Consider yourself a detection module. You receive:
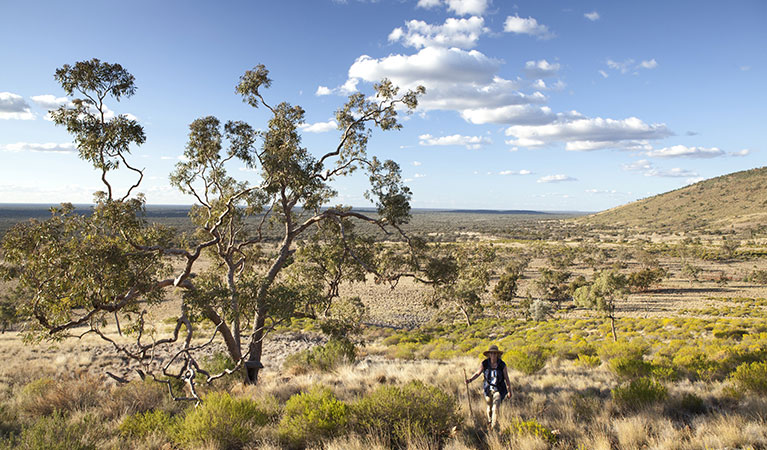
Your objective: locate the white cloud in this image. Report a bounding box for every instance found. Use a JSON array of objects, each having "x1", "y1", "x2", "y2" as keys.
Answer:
[
  {"x1": 584, "y1": 11, "x2": 600, "y2": 21},
  {"x1": 413, "y1": 161, "x2": 422, "y2": 166},
  {"x1": 731, "y1": 149, "x2": 750, "y2": 157},
  {"x1": 646, "y1": 145, "x2": 724, "y2": 158},
  {"x1": 348, "y1": 47, "x2": 544, "y2": 112},
  {"x1": 586, "y1": 189, "x2": 618, "y2": 194},
  {"x1": 505, "y1": 116, "x2": 672, "y2": 149},
  {"x1": 30, "y1": 94, "x2": 70, "y2": 109},
  {"x1": 2, "y1": 142, "x2": 76, "y2": 154},
  {"x1": 537, "y1": 174, "x2": 576, "y2": 183},
  {"x1": 0, "y1": 92, "x2": 35, "y2": 120},
  {"x1": 414, "y1": 173, "x2": 426, "y2": 178},
  {"x1": 503, "y1": 15, "x2": 555, "y2": 39},
  {"x1": 389, "y1": 16, "x2": 487, "y2": 50},
  {"x1": 607, "y1": 58, "x2": 658, "y2": 74},
  {"x1": 499, "y1": 169, "x2": 531, "y2": 175},
  {"x1": 523, "y1": 59, "x2": 560, "y2": 79},
  {"x1": 299, "y1": 119, "x2": 338, "y2": 133},
  {"x1": 418, "y1": 133, "x2": 492, "y2": 149},
  {"x1": 462, "y1": 104, "x2": 555, "y2": 125},
  {"x1": 315, "y1": 78, "x2": 359, "y2": 97},
  {"x1": 315, "y1": 86, "x2": 333, "y2": 96},
  {"x1": 598, "y1": 70, "x2": 609, "y2": 78},
  {"x1": 416, "y1": 0, "x2": 489, "y2": 16},
  {"x1": 622, "y1": 159, "x2": 698, "y2": 178}
]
